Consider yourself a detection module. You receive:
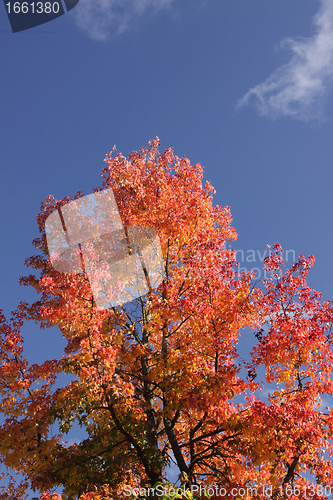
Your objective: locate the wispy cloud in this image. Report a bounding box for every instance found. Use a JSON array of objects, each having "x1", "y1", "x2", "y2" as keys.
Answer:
[
  {"x1": 237, "y1": 0, "x2": 333, "y2": 121},
  {"x1": 73, "y1": 0, "x2": 175, "y2": 41}
]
